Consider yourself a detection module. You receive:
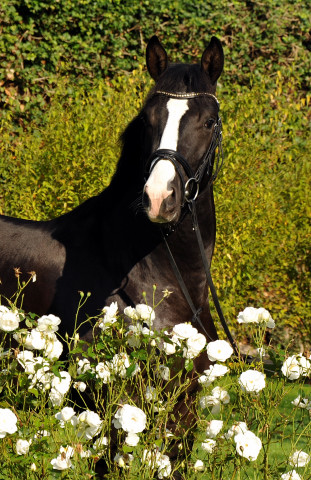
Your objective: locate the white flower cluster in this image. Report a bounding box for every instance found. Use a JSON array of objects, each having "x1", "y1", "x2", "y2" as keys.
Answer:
[
  {"x1": 161, "y1": 322, "x2": 207, "y2": 360},
  {"x1": 143, "y1": 449, "x2": 172, "y2": 478},
  {"x1": 0, "y1": 305, "x2": 22, "y2": 332},
  {"x1": 95, "y1": 352, "x2": 140, "y2": 383},
  {"x1": 124, "y1": 303, "x2": 155, "y2": 327},
  {"x1": 281, "y1": 450, "x2": 310, "y2": 480},
  {"x1": 227, "y1": 422, "x2": 262, "y2": 461},
  {"x1": 54, "y1": 407, "x2": 103, "y2": 444},
  {"x1": 199, "y1": 419, "x2": 262, "y2": 466},
  {"x1": 237, "y1": 307, "x2": 275, "y2": 328},
  {"x1": 200, "y1": 386, "x2": 230, "y2": 414},
  {"x1": 291, "y1": 395, "x2": 311, "y2": 410},
  {"x1": 281, "y1": 471, "x2": 302, "y2": 480},
  {"x1": 14, "y1": 314, "x2": 63, "y2": 360},
  {"x1": 198, "y1": 363, "x2": 229, "y2": 387},
  {"x1": 289, "y1": 450, "x2": 310, "y2": 468},
  {"x1": 281, "y1": 354, "x2": 311, "y2": 380},
  {"x1": 98, "y1": 302, "x2": 118, "y2": 330},
  {"x1": 16, "y1": 349, "x2": 71, "y2": 405}
]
